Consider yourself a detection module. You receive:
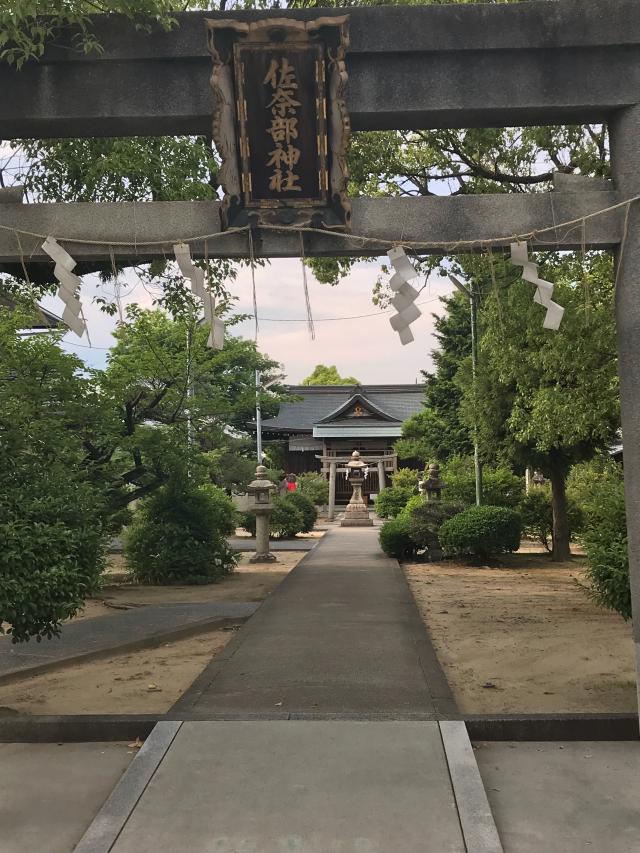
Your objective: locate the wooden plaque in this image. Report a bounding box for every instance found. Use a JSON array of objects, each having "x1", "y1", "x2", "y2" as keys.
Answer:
[{"x1": 206, "y1": 16, "x2": 351, "y2": 232}]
